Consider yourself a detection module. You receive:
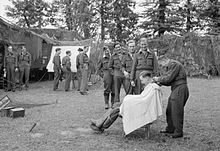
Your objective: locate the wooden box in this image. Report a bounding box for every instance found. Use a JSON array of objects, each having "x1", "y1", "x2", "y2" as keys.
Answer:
[
  {"x1": 9, "y1": 108, "x2": 25, "y2": 118},
  {"x1": 0, "y1": 106, "x2": 15, "y2": 117}
]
